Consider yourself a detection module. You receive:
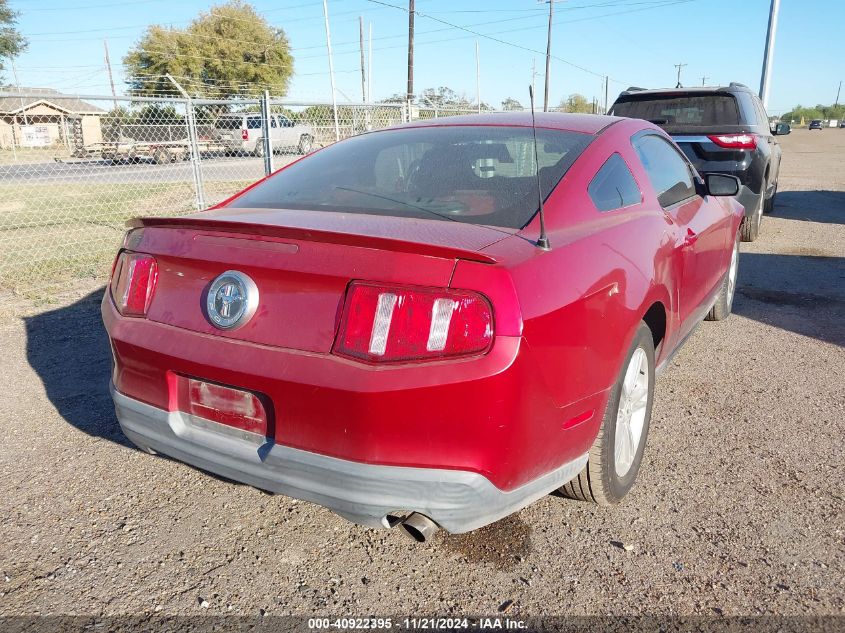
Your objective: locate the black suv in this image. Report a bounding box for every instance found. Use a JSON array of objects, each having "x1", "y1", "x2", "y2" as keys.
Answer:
[{"x1": 609, "y1": 83, "x2": 790, "y2": 241}]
